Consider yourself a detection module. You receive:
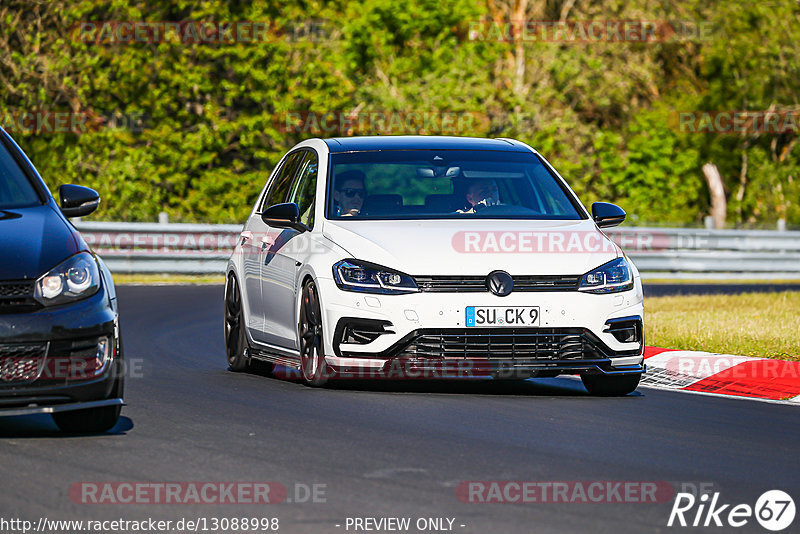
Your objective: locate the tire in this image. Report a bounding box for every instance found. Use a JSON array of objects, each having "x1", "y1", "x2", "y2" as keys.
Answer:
[
  {"x1": 53, "y1": 338, "x2": 124, "y2": 434},
  {"x1": 298, "y1": 279, "x2": 329, "y2": 387},
  {"x1": 224, "y1": 273, "x2": 251, "y2": 372},
  {"x1": 581, "y1": 372, "x2": 641, "y2": 396},
  {"x1": 52, "y1": 402, "x2": 122, "y2": 434}
]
